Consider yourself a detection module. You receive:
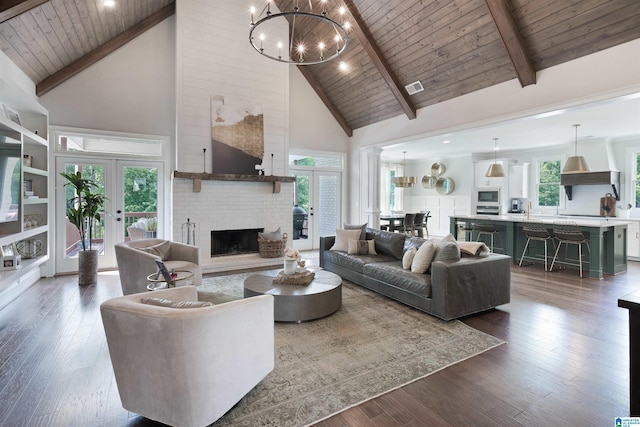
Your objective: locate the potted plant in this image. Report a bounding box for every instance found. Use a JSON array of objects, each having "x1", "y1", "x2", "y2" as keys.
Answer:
[
  {"x1": 146, "y1": 217, "x2": 158, "y2": 238},
  {"x1": 61, "y1": 171, "x2": 107, "y2": 286}
]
